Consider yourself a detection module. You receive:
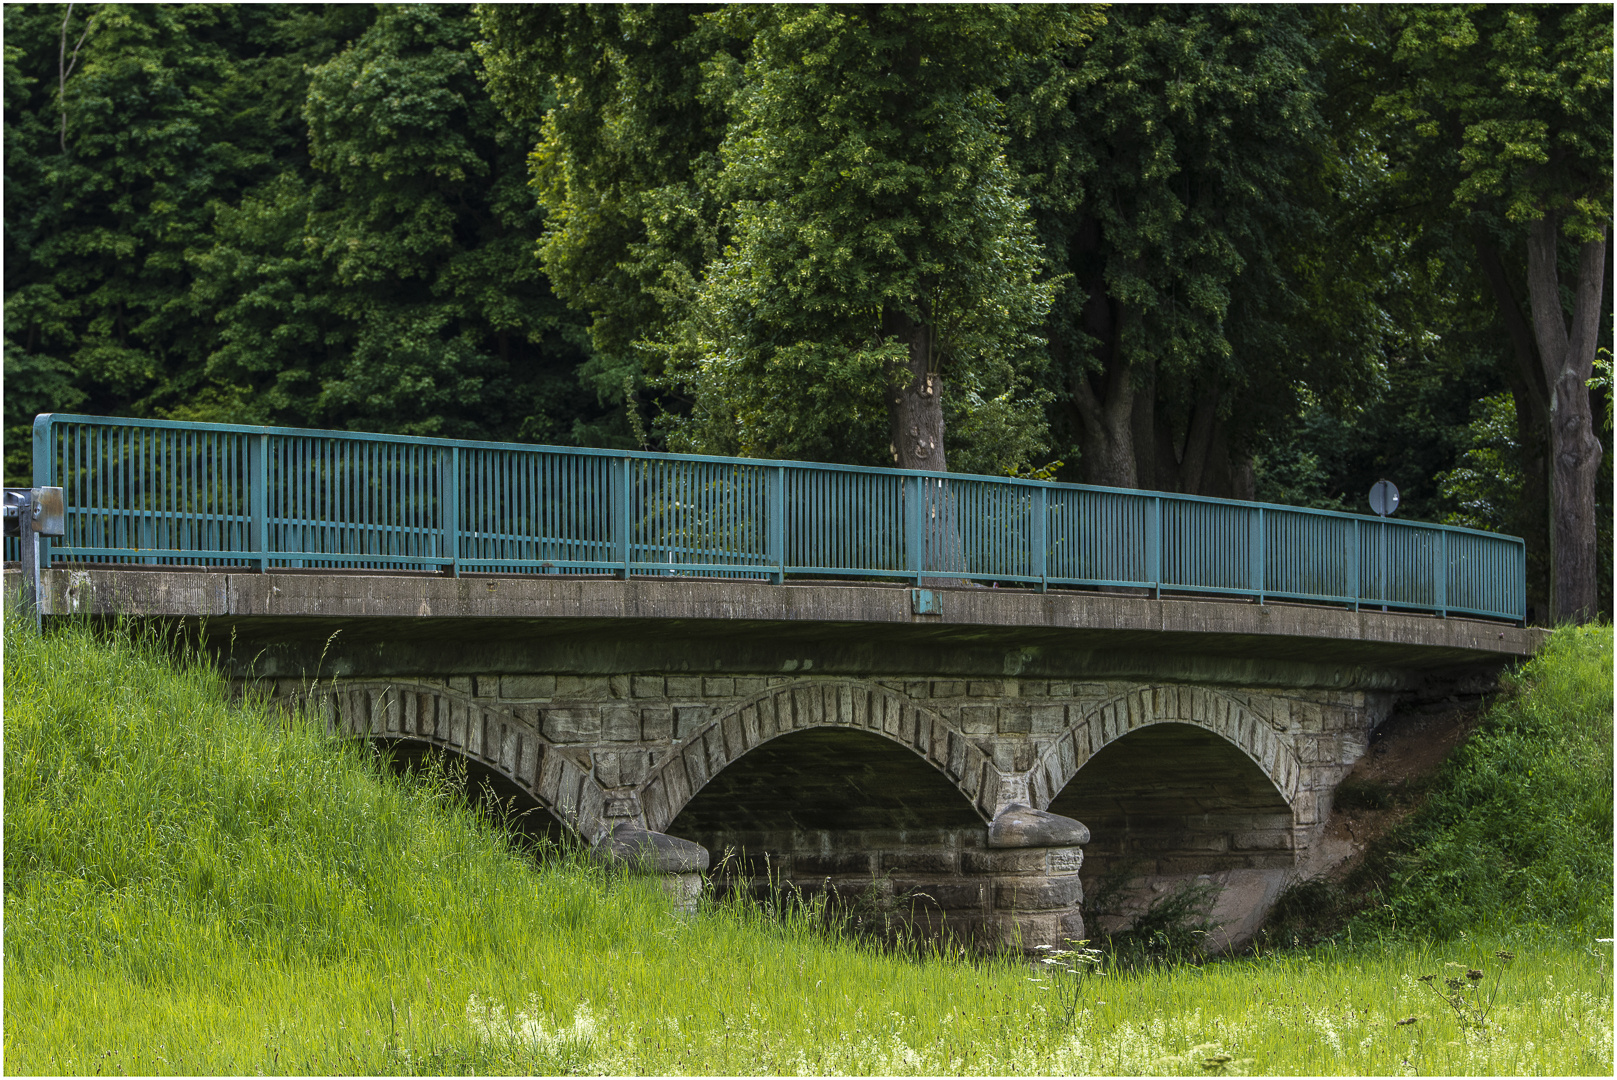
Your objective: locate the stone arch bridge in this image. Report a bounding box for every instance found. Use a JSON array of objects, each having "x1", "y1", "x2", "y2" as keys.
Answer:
[{"x1": 31, "y1": 568, "x2": 1541, "y2": 950}]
